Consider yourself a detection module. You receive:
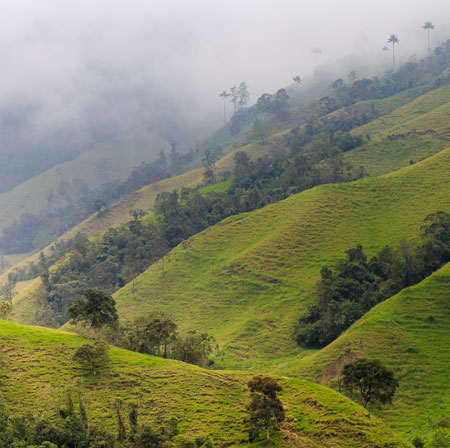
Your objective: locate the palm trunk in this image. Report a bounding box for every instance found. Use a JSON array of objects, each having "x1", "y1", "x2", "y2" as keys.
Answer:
[
  {"x1": 266, "y1": 427, "x2": 270, "y2": 444},
  {"x1": 223, "y1": 99, "x2": 226, "y2": 124},
  {"x1": 392, "y1": 43, "x2": 395, "y2": 71},
  {"x1": 428, "y1": 29, "x2": 430, "y2": 53}
]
